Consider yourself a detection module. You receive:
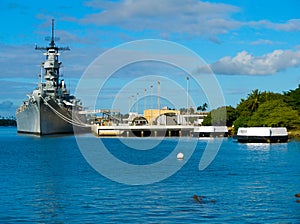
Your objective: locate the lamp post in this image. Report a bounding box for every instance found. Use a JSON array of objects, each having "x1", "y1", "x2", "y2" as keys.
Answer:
[
  {"x1": 150, "y1": 85, "x2": 153, "y2": 124},
  {"x1": 150, "y1": 85, "x2": 153, "y2": 109},
  {"x1": 157, "y1": 80, "x2": 160, "y2": 110},
  {"x1": 132, "y1": 95, "x2": 135, "y2": 112},
  {"x1": 144, "y1": 88, "x2": 147, "y2": 112},
  {"x1": 128, "y1": 96, "x2": 131, "y2": 113},
  {"x1": 136, "y1": 92, "x2": 139, "y2": 114},
  {"x1": 186, "y1": 76, "x2": 189, "y2": 116}
]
